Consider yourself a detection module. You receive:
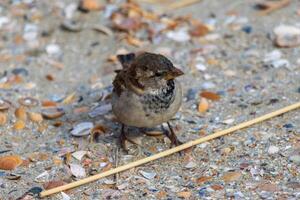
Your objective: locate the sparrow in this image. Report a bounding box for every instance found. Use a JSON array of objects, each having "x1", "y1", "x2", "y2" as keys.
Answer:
[{"x1": 112, "y1": 52, "x2": 184, "y2": 150}]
